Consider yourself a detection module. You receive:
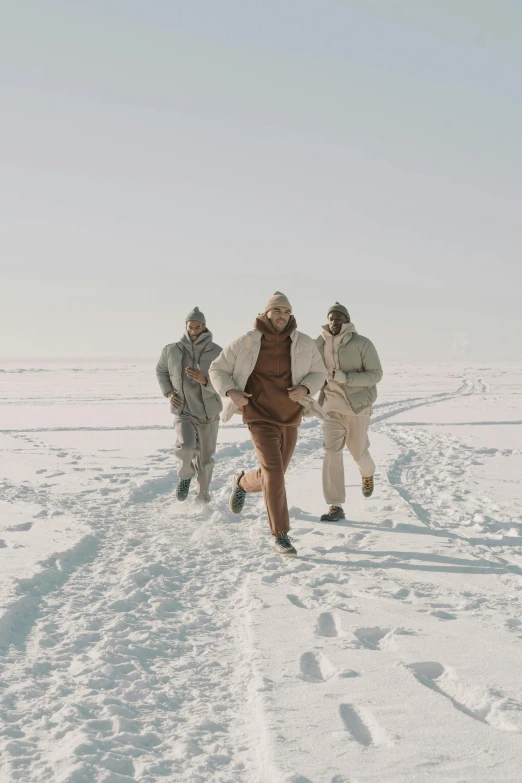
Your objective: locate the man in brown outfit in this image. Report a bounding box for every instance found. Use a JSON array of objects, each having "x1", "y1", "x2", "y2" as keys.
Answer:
[{"x1": 209, "y1": 292, "x2": 327, "y2": 555}]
